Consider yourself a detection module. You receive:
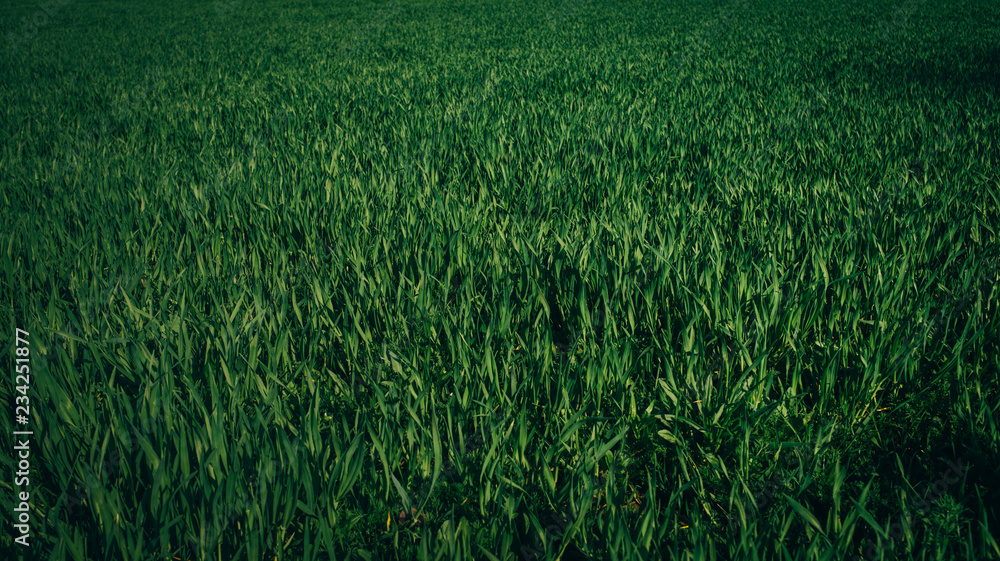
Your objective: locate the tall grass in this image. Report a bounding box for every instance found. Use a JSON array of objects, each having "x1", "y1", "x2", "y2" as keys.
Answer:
[{"x1": 1, "y1": 0, "x2": 998, "y2": 559}]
